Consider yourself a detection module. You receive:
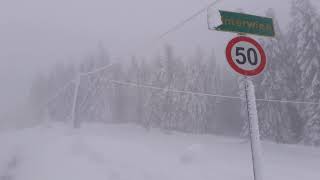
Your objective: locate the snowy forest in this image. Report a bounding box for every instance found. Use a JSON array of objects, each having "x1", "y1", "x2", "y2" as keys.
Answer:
[{"x1": 28, "y1": 0, "x2": 320, "y2": 146}]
